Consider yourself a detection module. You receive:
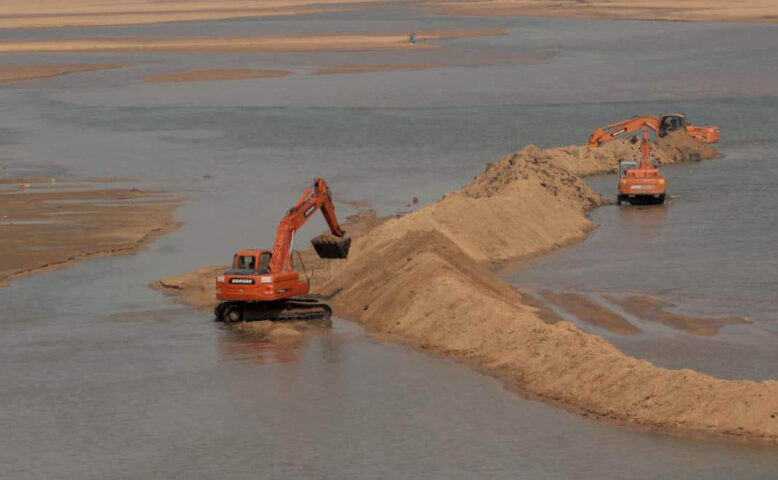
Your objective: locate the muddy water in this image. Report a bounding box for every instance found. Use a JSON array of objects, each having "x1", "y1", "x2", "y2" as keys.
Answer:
[{"x1": 1, "y1": 12, "x2": 778, "y2": 479}]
